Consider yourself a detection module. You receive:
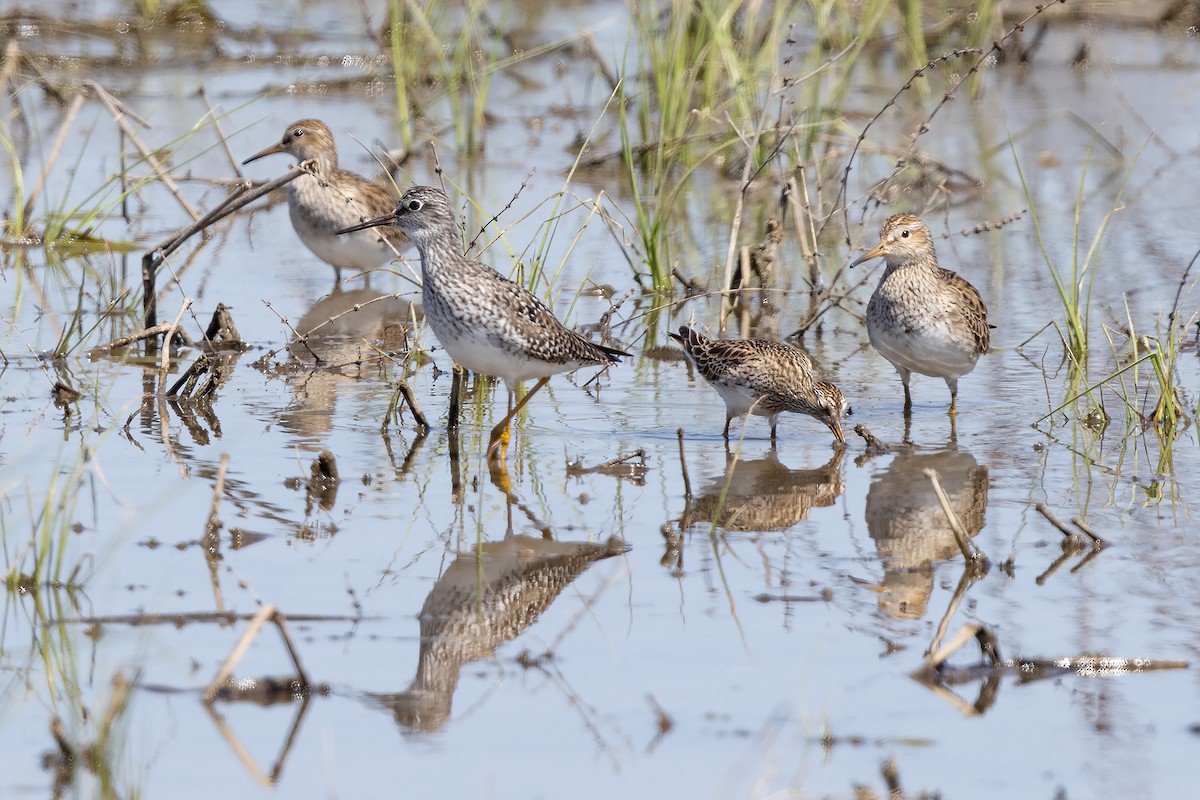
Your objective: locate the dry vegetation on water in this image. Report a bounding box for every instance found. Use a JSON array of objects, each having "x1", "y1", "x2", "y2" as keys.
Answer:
[{"x1": 2, "y1": 0, "x2": 1200, "y2": 796}]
